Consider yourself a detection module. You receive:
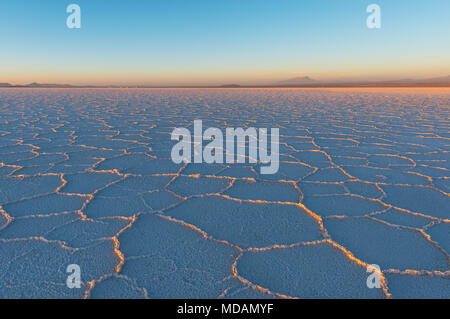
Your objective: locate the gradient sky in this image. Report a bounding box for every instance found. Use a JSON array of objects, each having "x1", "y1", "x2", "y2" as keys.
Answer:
[{"x1": 1, "y1": 0, "x2": 450, "y2": 85}]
